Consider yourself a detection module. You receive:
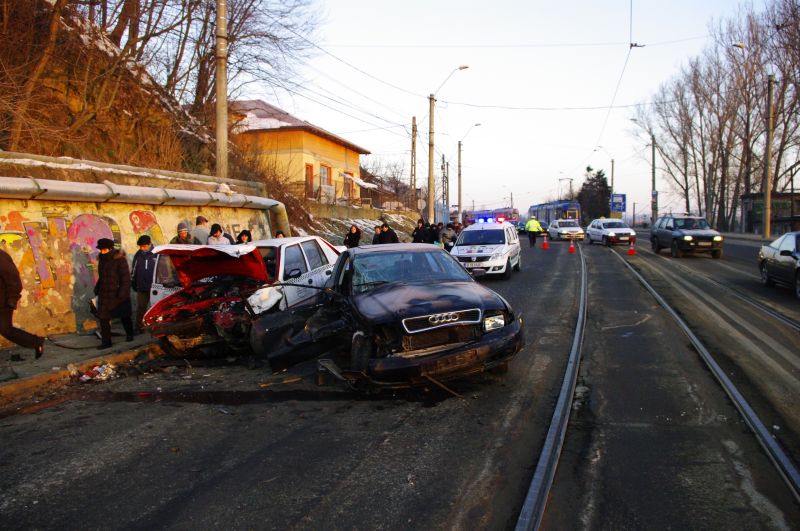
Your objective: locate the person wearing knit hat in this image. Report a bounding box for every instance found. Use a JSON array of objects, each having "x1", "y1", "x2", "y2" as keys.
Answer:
[
  {"x1": 94, "y1": 238, "x2": 134, "y2": 349},
  {"x1": 170, "y1": 222, "x2": 201, "y2": 244},
  {"x1": 131, "y1": 235, "x2": 156, "y2": 333}
]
